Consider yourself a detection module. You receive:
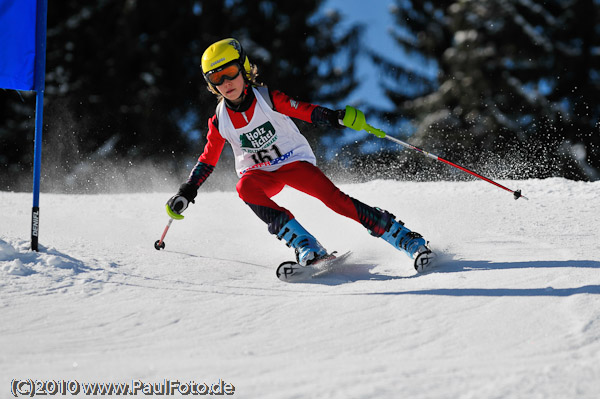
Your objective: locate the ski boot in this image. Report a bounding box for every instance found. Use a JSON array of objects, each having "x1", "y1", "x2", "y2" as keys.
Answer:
[
  {"x1": 277, "y1": 219, "x2": 328, "y2": 266},
  {"x1": 373, "y1": 210, "x2": 435, "y2": 272}
]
